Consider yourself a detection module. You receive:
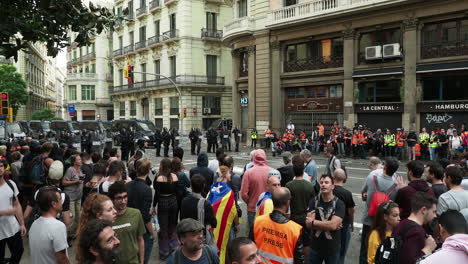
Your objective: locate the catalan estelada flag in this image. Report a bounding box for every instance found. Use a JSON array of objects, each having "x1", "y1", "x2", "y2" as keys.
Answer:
[
  {"x1": 255, "y1": 192, "x2": 274, "y2": 217},
  {"x1": 207, "y1": 181, "x2": 237, "y2": 264}
]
